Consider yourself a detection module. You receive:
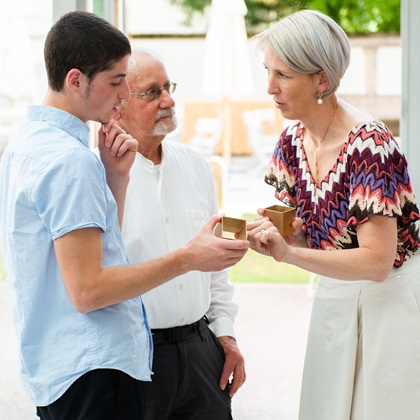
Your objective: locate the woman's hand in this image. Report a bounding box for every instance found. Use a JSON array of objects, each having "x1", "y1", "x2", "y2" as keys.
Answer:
[
  {"x1": 283, "y1": 216, "x2": 306, "y2": 247},
  {"x1": 246, "y1": 216, "x2": 288, "y2": 261}
]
